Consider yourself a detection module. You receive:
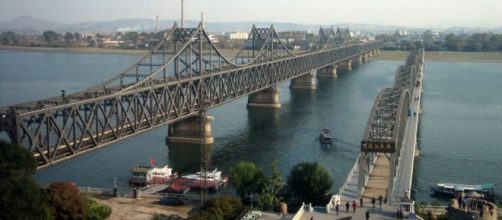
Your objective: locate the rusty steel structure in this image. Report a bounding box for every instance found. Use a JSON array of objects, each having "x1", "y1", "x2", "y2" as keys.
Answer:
[{"x1": 0, "y1": 23, "x2": 382, "y2": 168}]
